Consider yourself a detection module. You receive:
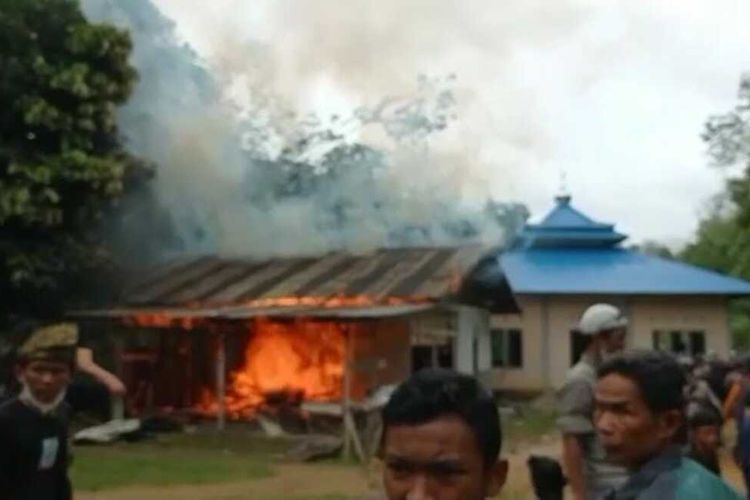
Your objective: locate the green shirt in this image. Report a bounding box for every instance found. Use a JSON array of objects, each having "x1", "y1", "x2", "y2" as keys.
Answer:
[{"x1": 606, "y1": 448, "x2": 742, "y2": 500}]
